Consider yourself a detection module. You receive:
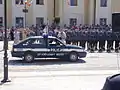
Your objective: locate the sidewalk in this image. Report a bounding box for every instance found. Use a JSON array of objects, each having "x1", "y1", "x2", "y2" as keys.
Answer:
[
  {"x1": 0, "y1": 41, "x2": 13, "y2": 51},
  {"x1": 0, "y1": 70, "x2": 119, "y2": 90}
]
